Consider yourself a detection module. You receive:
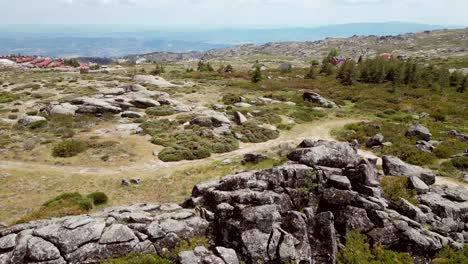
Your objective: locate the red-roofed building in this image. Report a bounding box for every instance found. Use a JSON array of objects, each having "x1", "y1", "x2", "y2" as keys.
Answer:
[
  {"x1": 331, "y1": 56, "x2": 347, "y2": 66},
  {"x1": 381, "y1": 53, "x2": 392, "y2": 60}
]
